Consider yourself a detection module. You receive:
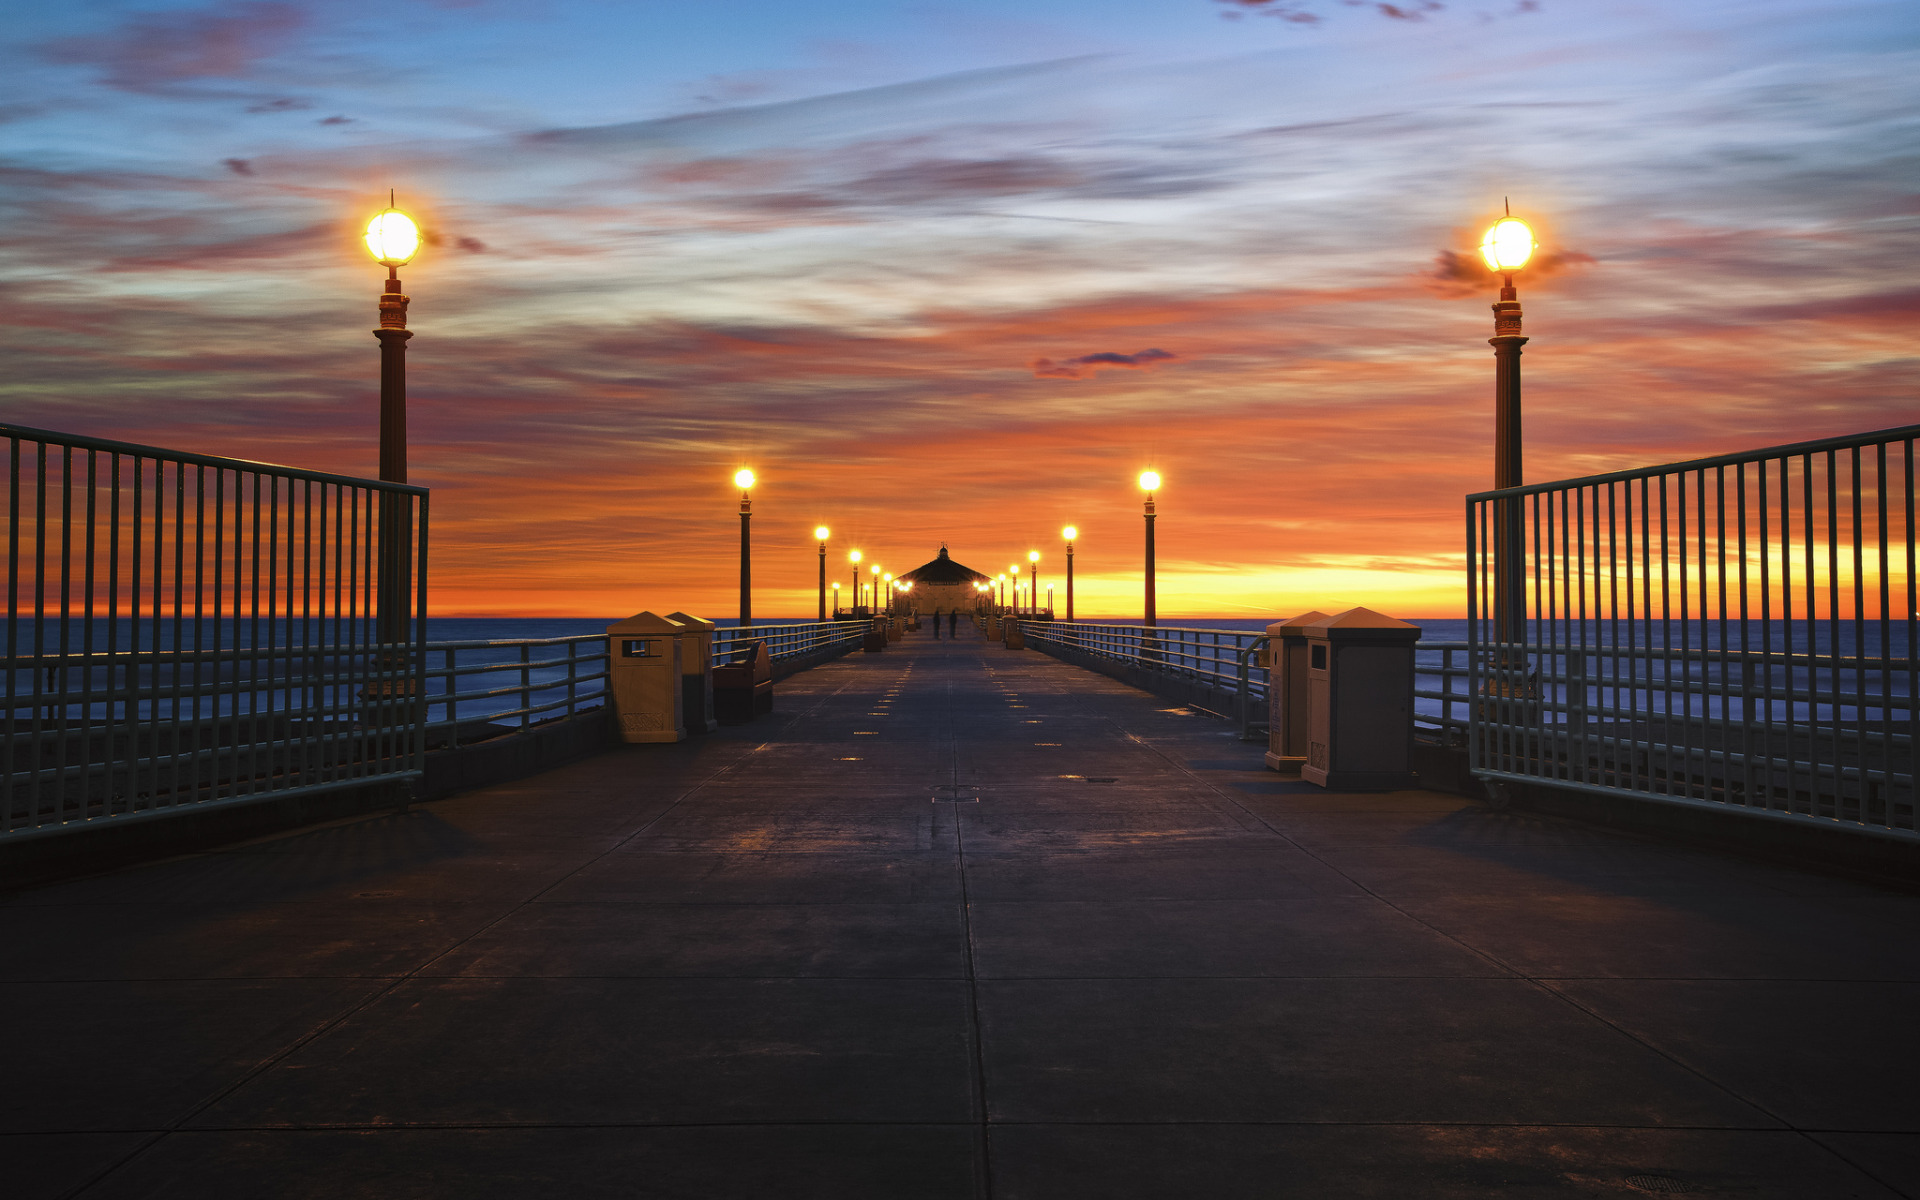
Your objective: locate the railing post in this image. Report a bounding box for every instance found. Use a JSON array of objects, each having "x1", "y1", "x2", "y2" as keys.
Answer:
[{"x1": 519, "y1": 642, "x2": 531, "y2": 732}]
